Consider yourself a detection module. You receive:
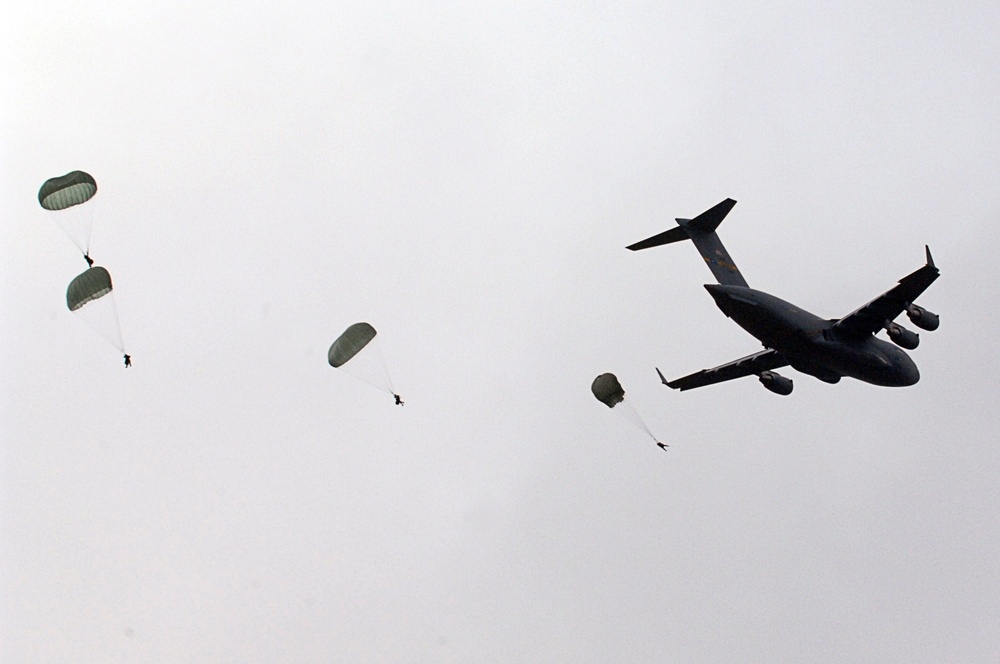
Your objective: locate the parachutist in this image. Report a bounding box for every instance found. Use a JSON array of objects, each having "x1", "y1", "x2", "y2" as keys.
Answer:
[
  {"x1": 656, "y1": 442, "x2": 668, "y2": 451},
  {"x1": 123, "y1": 354, "x2": 131, "y2": 368},
  {"x1": 394, "y1": 394, "x2": 404, "y2": 406},
  {"x1": 84, "y1": 253, "x2": 94, "y2": 267}
]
